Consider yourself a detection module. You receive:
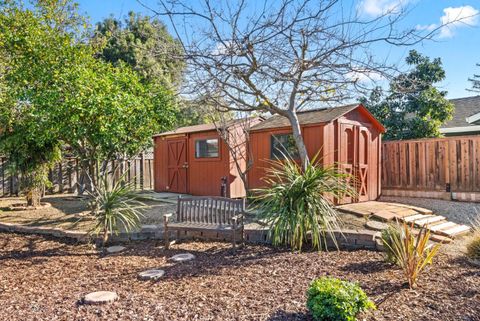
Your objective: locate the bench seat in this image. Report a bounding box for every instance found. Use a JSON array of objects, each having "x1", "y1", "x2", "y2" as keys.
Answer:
[{"x1": 164, "y1": 196, "x2": 245, "y2": 249}]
